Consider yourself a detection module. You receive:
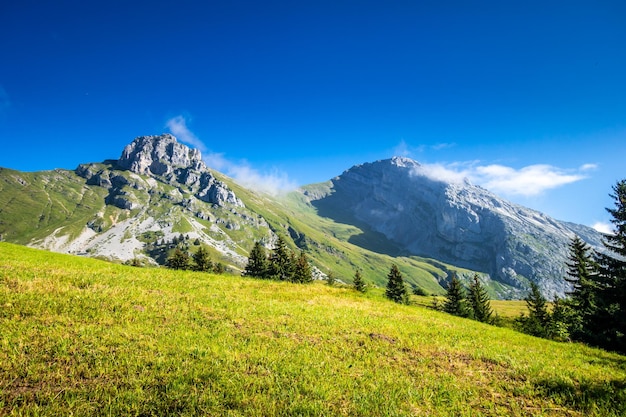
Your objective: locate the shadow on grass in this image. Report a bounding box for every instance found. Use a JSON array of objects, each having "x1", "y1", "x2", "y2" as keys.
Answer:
[{"x1": 535, "y1": 377, "x2": 626, "y2": 415}]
